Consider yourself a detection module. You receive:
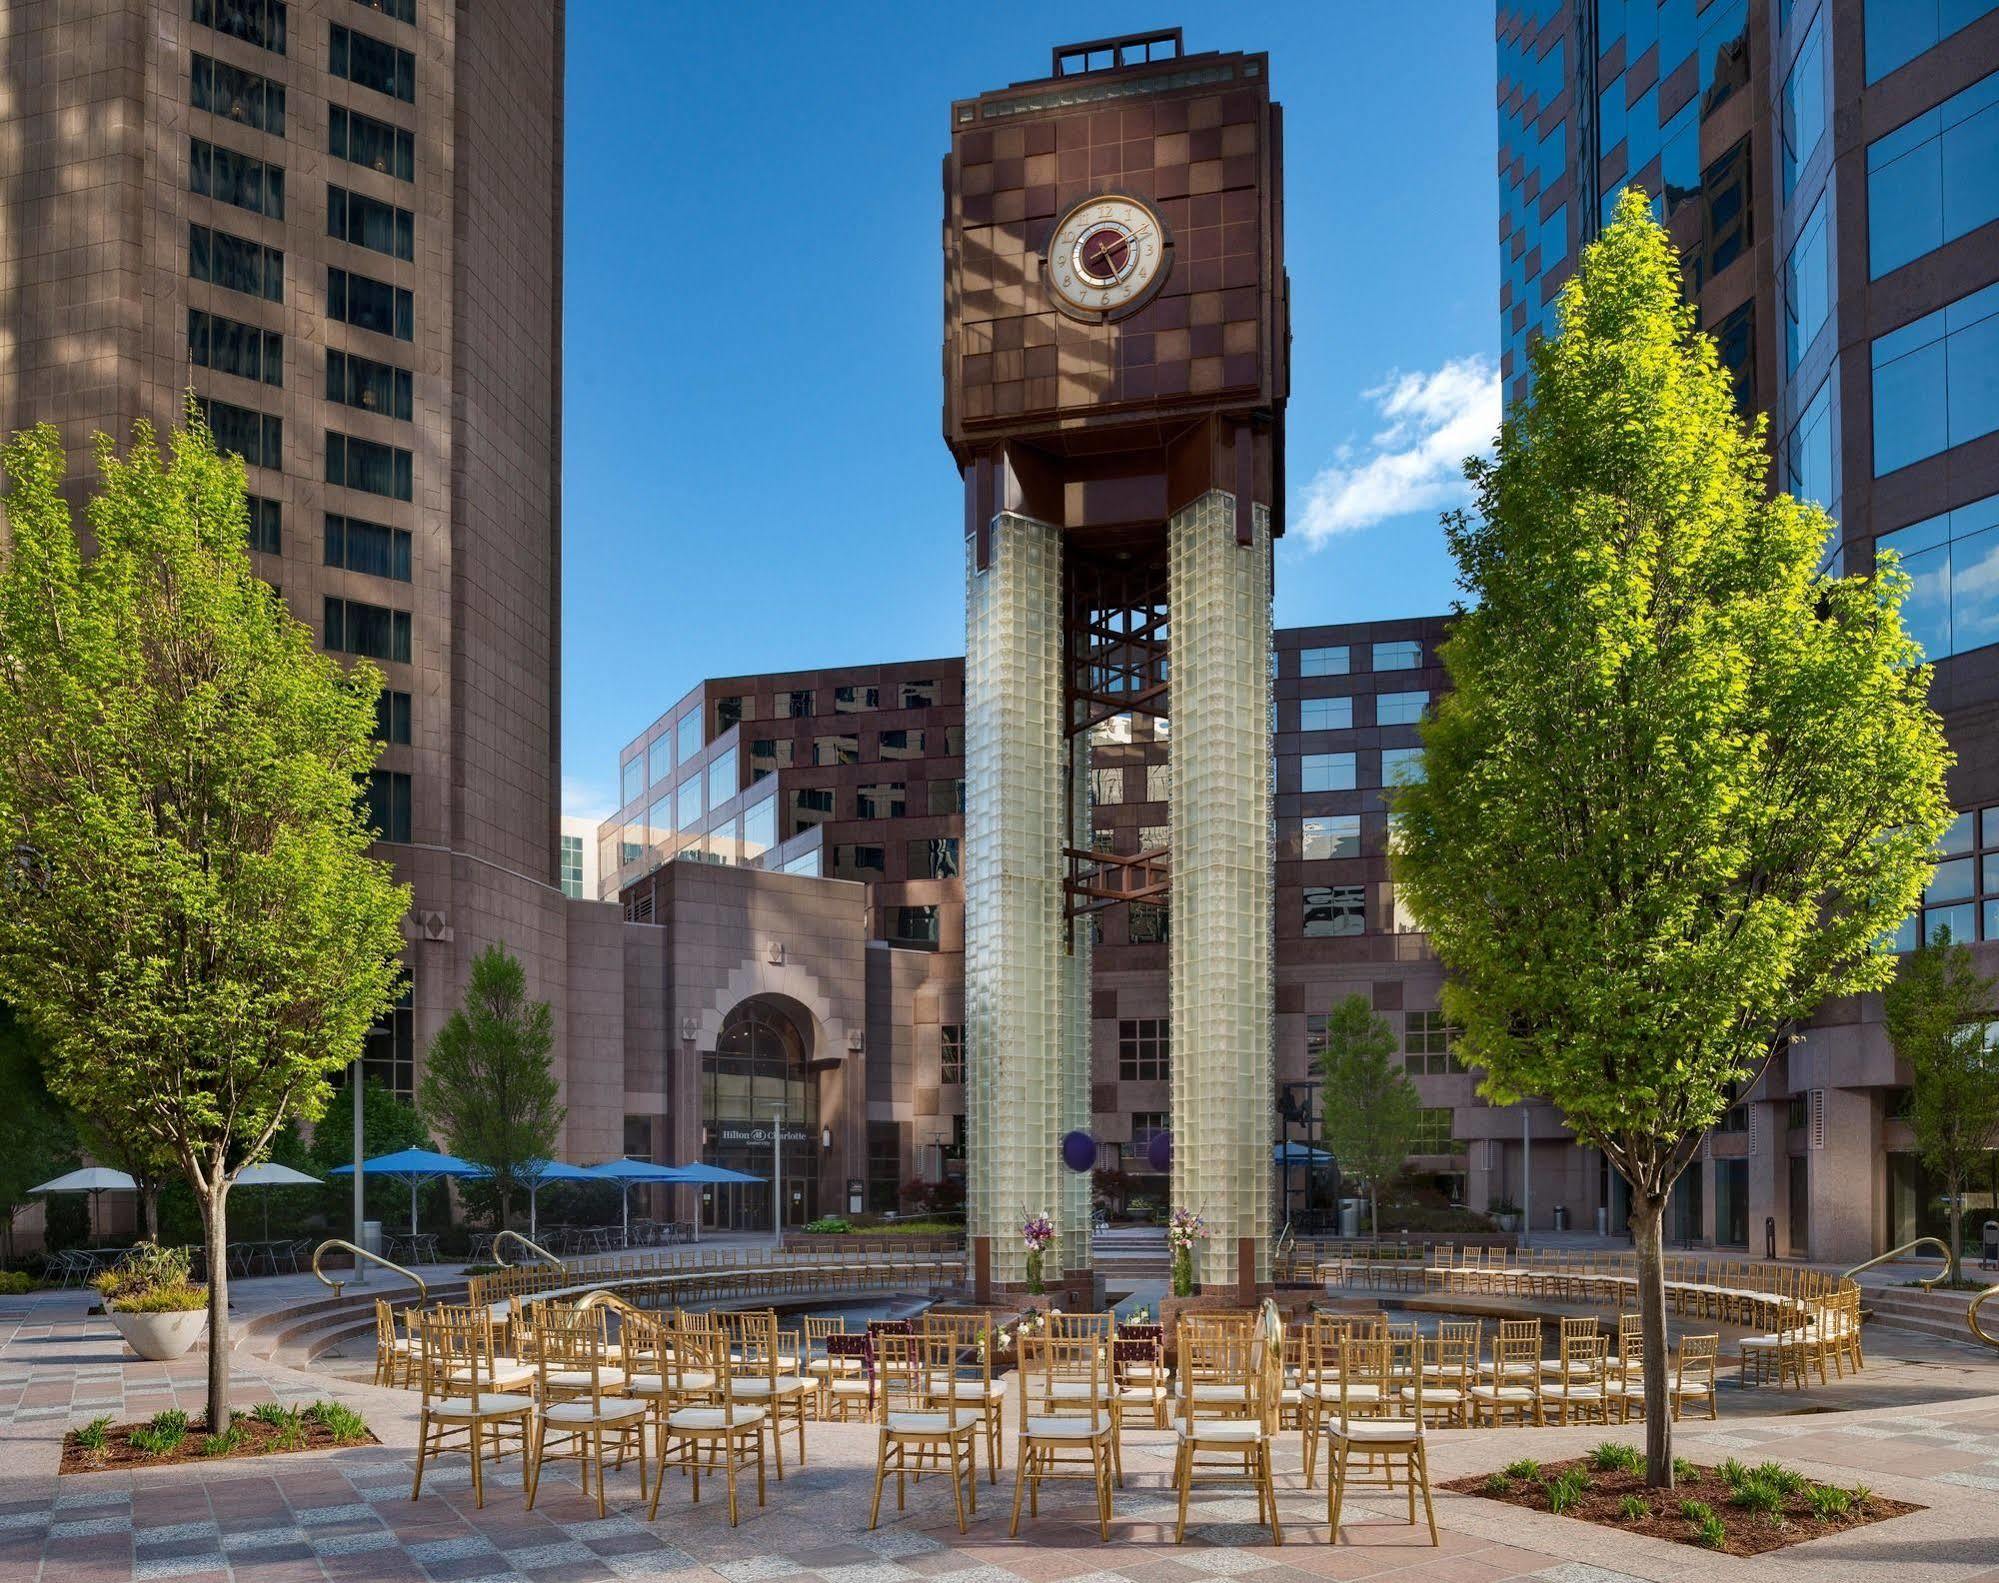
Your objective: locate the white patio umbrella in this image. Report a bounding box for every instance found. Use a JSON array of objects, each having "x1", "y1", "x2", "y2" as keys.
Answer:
[
  {"x1": 232, "y1": 1161, "x2": 322, "y2": 1239},
  {"x1": 30, "y1": 1166, "x2": 139, "y2": 1242}
]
